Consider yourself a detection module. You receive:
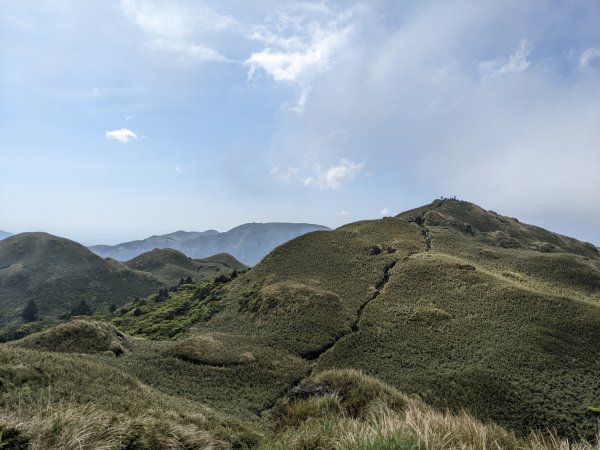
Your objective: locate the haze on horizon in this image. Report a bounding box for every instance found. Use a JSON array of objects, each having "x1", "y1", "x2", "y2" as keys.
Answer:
[{"x1": 1, "y1": 0, "x2": 599, "y2": 246}]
